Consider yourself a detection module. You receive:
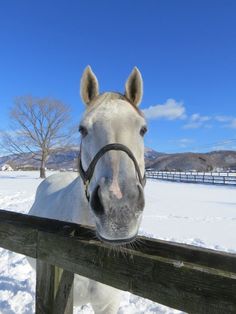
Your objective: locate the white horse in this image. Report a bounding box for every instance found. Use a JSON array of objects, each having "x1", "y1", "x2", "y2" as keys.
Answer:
[{"x1": 28, "y1": 66, "x2": 147, "y2": 313}]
